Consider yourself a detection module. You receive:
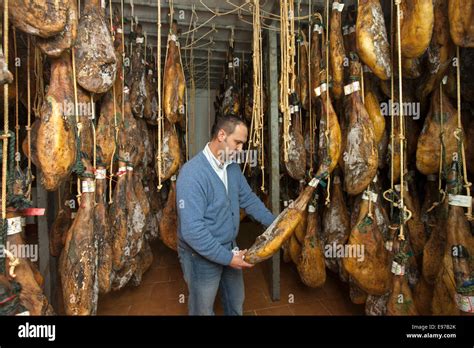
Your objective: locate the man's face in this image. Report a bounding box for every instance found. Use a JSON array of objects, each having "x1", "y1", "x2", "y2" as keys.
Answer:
[{"x1": 217, "y1": 124, "x2": 248, "y2": 161}]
